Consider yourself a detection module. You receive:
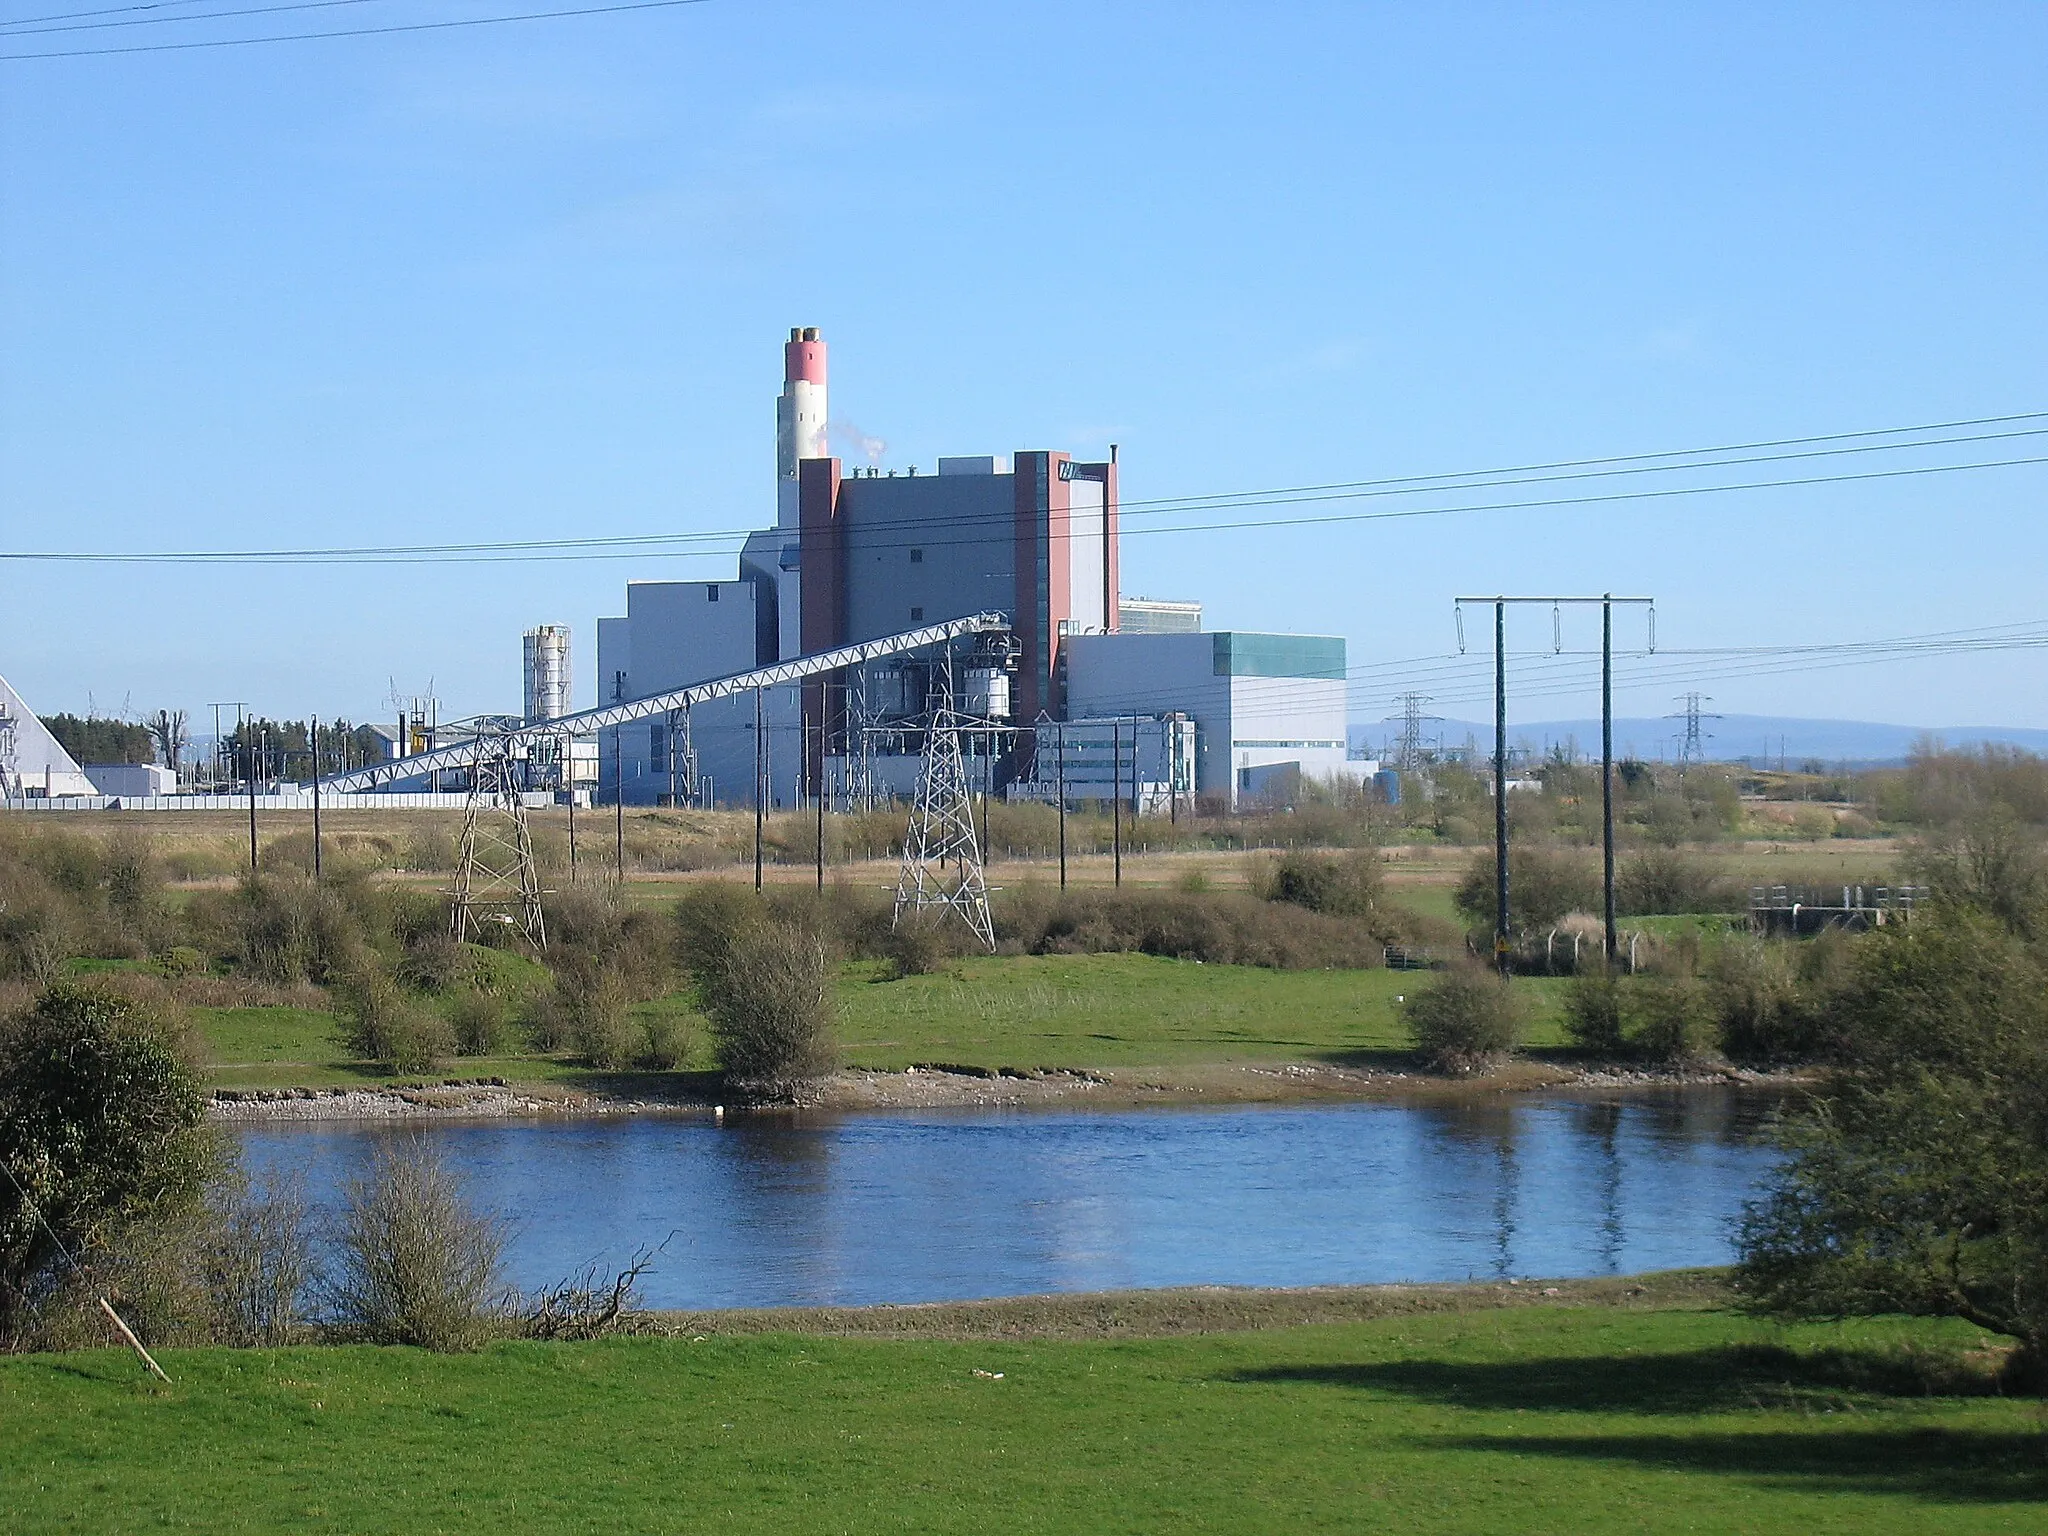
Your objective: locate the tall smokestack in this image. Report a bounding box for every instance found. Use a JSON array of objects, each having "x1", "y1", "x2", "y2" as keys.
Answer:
[{"x1": 776, "y1": 325, "x2": 827, "y2": 528}]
